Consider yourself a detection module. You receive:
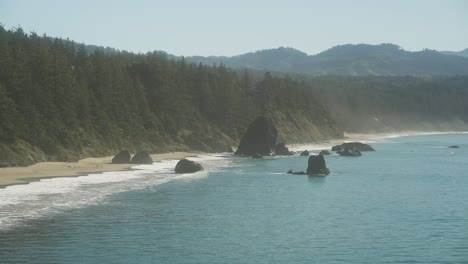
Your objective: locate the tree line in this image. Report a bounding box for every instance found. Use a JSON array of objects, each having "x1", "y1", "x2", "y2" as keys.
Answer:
[{"x1": 0, "y1": 26, "x2": 340, "y2": 165}]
